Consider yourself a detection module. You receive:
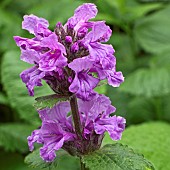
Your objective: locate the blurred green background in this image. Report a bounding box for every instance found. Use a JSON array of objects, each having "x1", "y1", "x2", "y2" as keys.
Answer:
[{"x1": 0, "y1": 0, "x2": 170, "y2": 169}]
